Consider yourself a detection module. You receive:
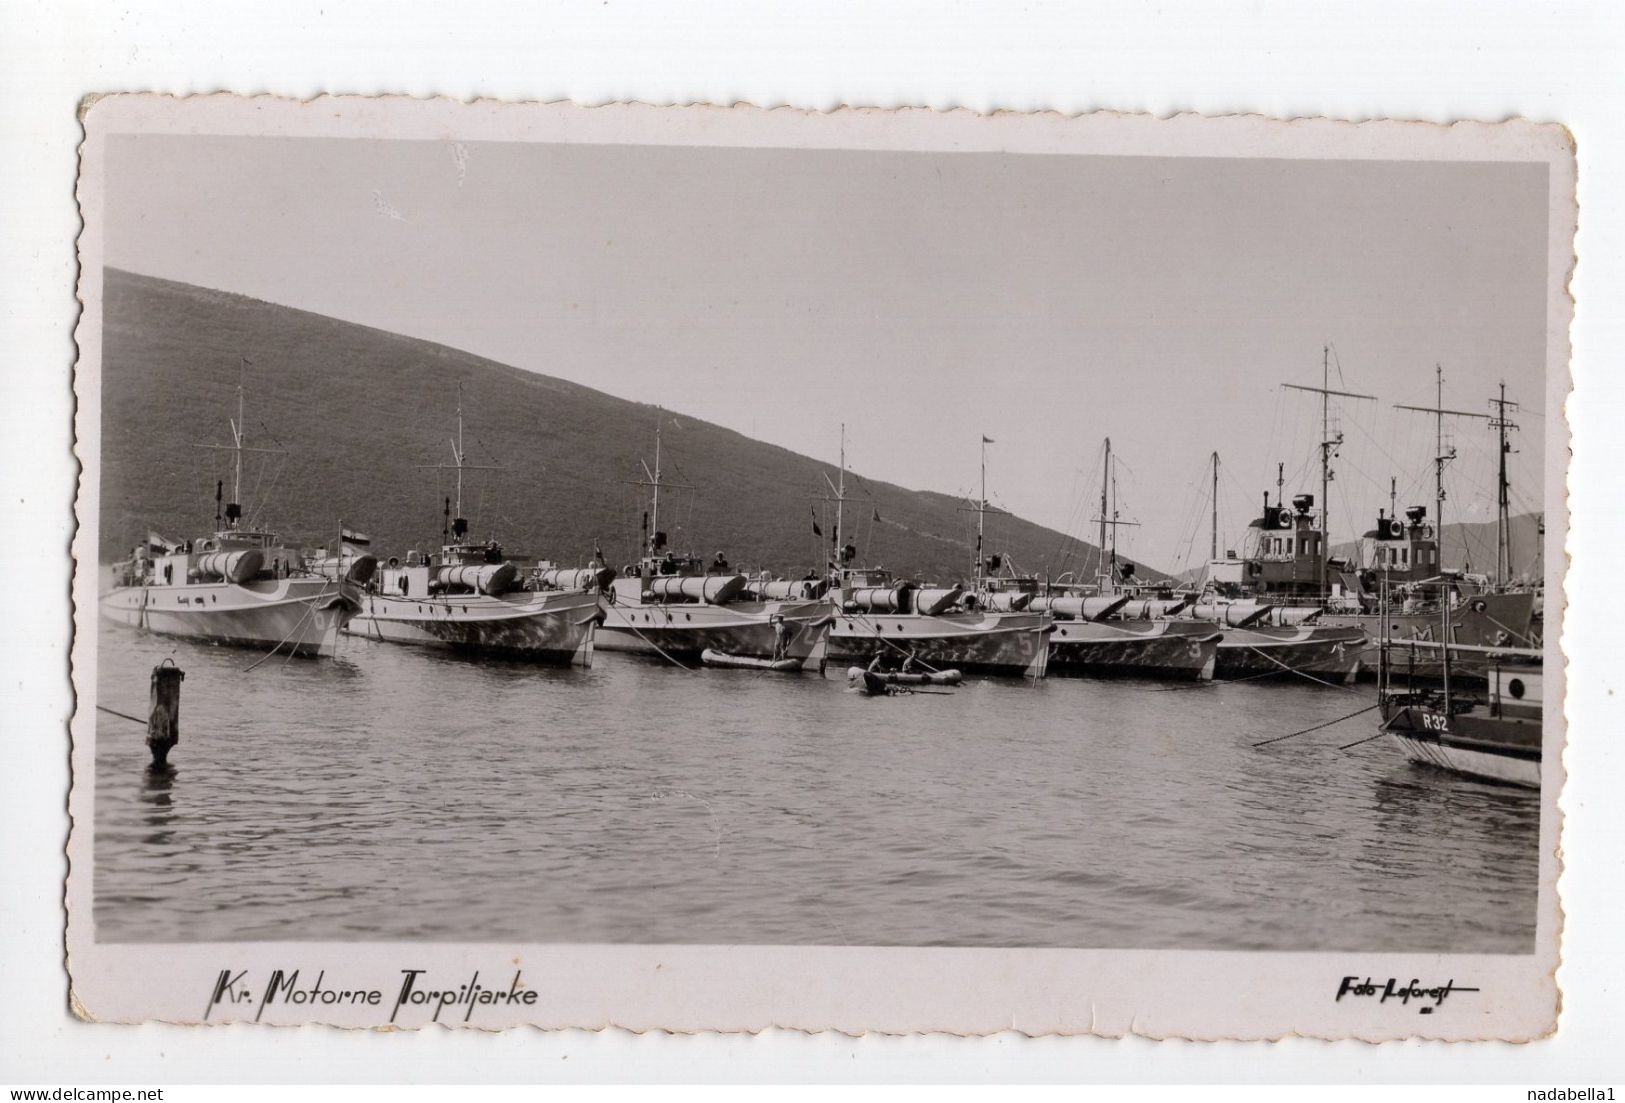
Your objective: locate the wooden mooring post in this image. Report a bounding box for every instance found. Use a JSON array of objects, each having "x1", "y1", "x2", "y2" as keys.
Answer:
[{"x1": 146, "y1": 660, "x2": 185, "y2": 768}]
